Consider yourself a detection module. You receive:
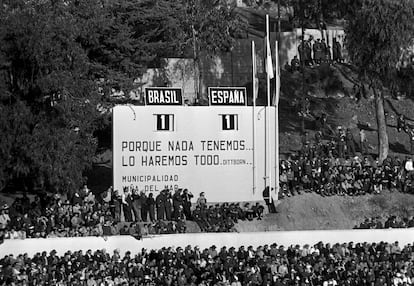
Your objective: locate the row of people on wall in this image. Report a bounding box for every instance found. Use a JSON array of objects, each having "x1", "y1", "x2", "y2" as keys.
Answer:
[{"x1": 291, "y1": 36, "x2": 343, "y2": 70}]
